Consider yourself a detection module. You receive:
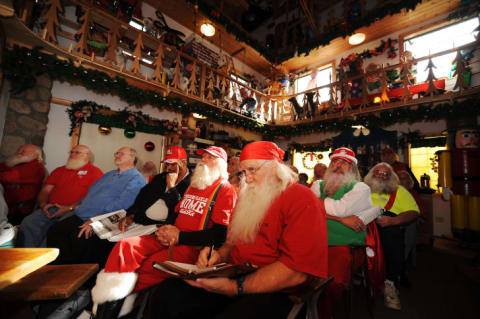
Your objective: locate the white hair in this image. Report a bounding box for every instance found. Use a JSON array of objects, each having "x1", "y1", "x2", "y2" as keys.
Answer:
[
  {"x1": 190, "y1": 158, "x2": 228, "y2": 190},
  {"x1": 228, "y1": 160, "x2": 296, "y2": 244},
  {"x1": 364, "y1": 162, "x2": 399, "y2": 194}
]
